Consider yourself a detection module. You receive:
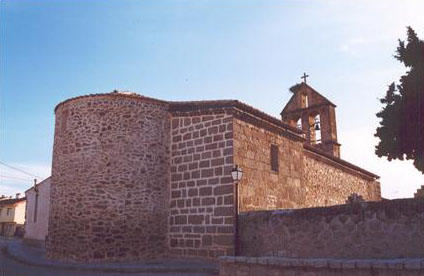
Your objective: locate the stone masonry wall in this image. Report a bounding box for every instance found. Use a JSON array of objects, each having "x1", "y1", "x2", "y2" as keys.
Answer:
[
  {"x1": 233, "y1": 118, "x2": 305, "y2": 211},
  {"x1": 47, "y1": 92, "x2": 383, "y2": 262},
  {"x1": 303, "y1": 150, "x2": 381, "y2": 207},
  {"x1": 48, "y1": 94, "x2": 170, "y2": 262},
  {"x1": 233, "y1": 118, "x2": 379, "y2": 212},
  {"x1": 219, "y1": 256, "x2": 424, "y2": 276},
  {"x1": 169, "y1": 110, "x2": 235, "y2": 258},
  {"x1": 239, "y1": 198, "x2": 424, "y2": 259}
]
